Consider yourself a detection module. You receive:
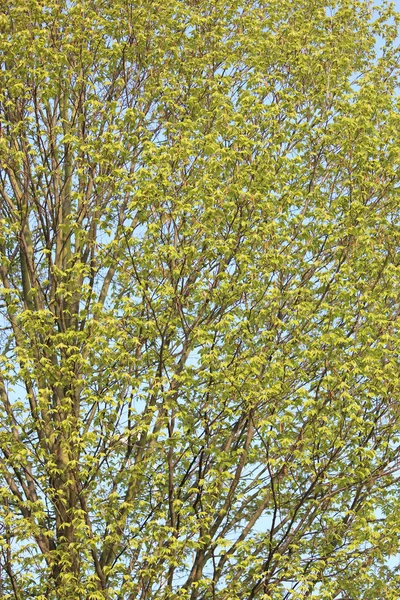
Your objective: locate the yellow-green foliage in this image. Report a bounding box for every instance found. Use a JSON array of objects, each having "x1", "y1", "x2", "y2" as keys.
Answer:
[{"x1": 0, "y1": 0, "x2": 400, "y2": 598}]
